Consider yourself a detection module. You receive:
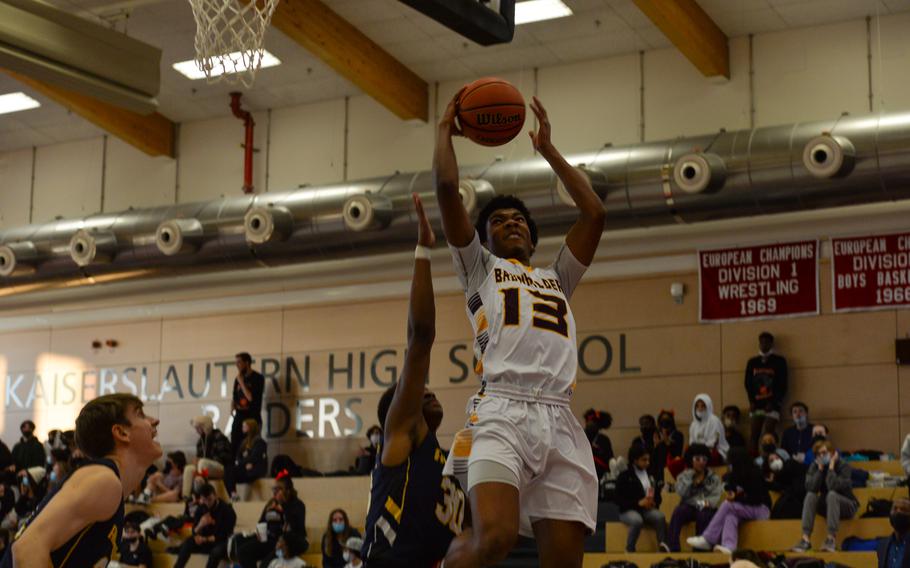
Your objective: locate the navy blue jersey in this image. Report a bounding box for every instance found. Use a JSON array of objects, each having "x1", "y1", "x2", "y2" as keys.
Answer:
[
  {"x1": 362, "y1": 432, "x2": 465, "y2": 568},
  {"x1": 1, "y1": 458, "x2": 124, "y2": 568}
]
